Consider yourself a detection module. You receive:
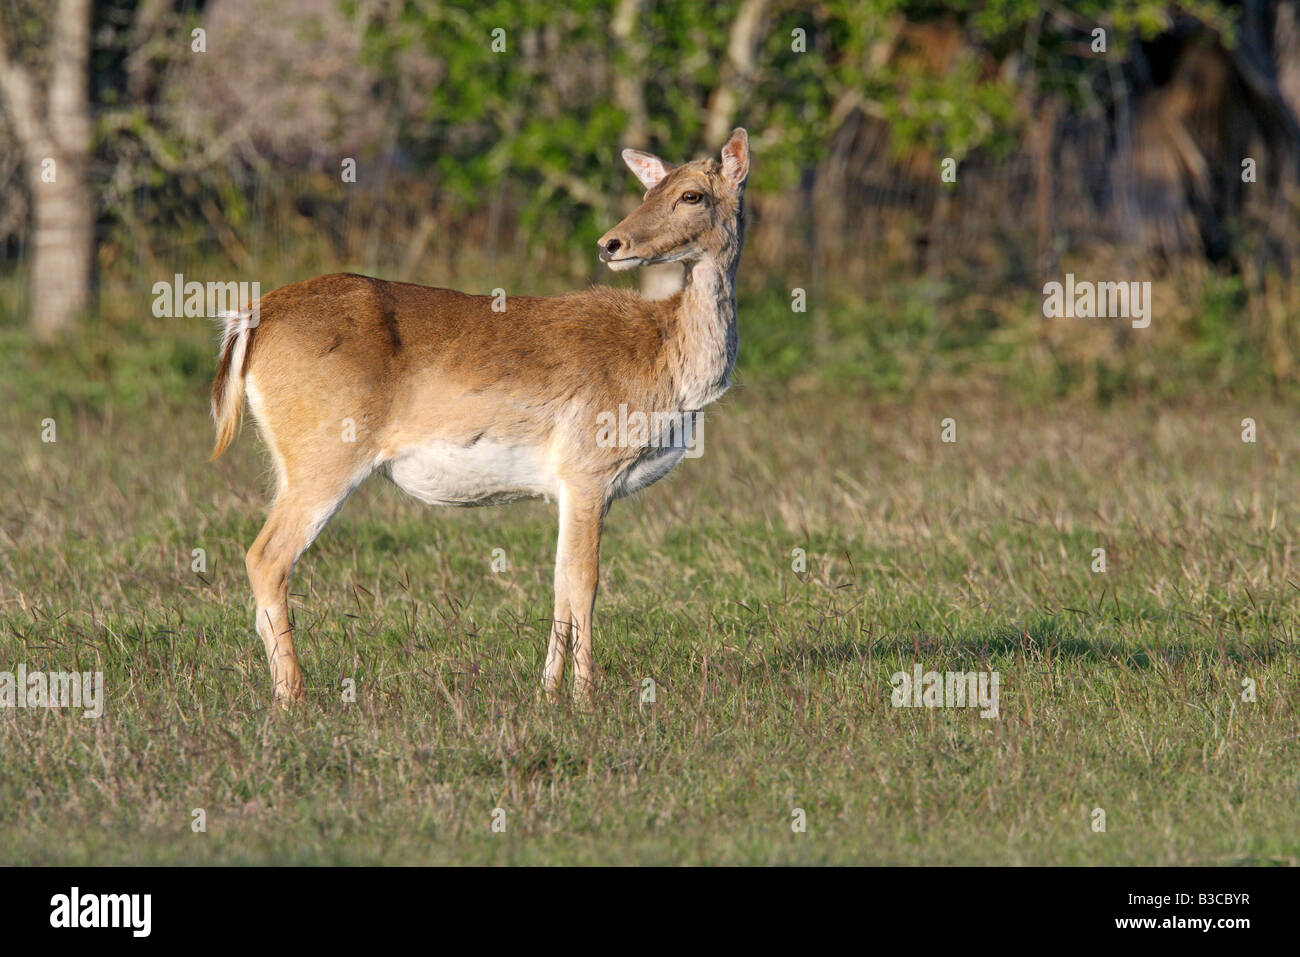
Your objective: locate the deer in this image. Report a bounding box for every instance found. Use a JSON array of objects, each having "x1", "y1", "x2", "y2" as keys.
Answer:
[{"x1": 209, "y1": 128, "x2": 750, "y2": 707}]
